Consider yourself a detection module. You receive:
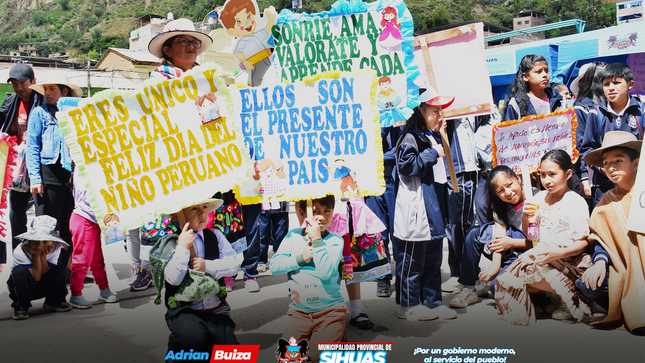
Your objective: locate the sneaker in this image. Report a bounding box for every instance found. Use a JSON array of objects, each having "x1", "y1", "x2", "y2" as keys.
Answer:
[
  {"x1": 397, "y1": 305, "x2": 412, "y2": 319},
  {"x1": 12, "y1": 307, "x2": 29, "y2": 320},
  {"x1": 449, "y1": 288, "x2": 479, "y2": 308},
  {"x1": 245, "y1": 278, "x2": 260, "y2": 292},
  {"x1": 84, "y1": 274, "x2": 95, "y2": 284},
  {"x1": 474, "y1": 280, "x2": 489, "y2": 297},
  {"x1": 410, "y1": 305, "x2": 439, "y2": 321},
  {"x1": 376, "y1": 279, "x2": 393, "y2": 298},
  {"x1": 224, "y1": 276, "x2": 235, "y2": 292},
  {"x1": 69, "y1": 295, "x2": 93, "y2": 309},
  {"x1": 552, "y1": 302, "x2": 573, "y2": 320},
  {"x1": 257, "y1": 263, "x2": 267, "y2": 273},
  {"x1": 434, "y1": 305, "x2": 458, "y2": 319},
  {"x1": 128, "y1": 265, "x2": 140, "y2": 285},
  {"x1": 130, "y1": 268, "x2": 153, "y2": 291},
  {"x1": 441, "y1": 277, "x2": 462, "y2": 293},
  {"x1": 99, "y1": 289, "x2": 119, "y2": 303},
  {"x1": 43, "y1": 301, "x2": 72, "y2": 312}
]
